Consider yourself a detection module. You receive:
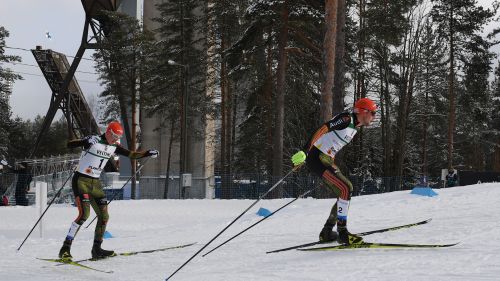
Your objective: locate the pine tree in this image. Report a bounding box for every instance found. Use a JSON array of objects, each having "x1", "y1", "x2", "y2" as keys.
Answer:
[
  {"x1": 148, "y1": 0, "x2": 215, "y2": 197},
  {"x1": 491, "y1": 63, "x2": 500, "y2": 171},
  {"x1": 456, "y1": 48, "x2": 492, "y2": 170},
  {"x1": 227, "y1": 0, "x2": 324, "y2": 175},
  {"x1": 93, "y1": 11, "x2": 155, "y2": 198},
  {"x1": 411, "y1": 18, "x2": 448, "y2": 178},
  {"x1": 344, "y1": 0, "x2": 422, "y2": 190},
  {"x1": 28, "y1": 116, "x2": 71, "y2": 158},
  {"x1": 0, "y1": 26, "x2": 22, "y2": 159},
  {"x1": 7, "y1": 116, "x2": 70, "y2": 159},
  {"x1": 7, "y1": 117, "x2": 32, "y2": 160},
  {"x1": 431, "y1": 0, "x2": 494, "y2": 169}
]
